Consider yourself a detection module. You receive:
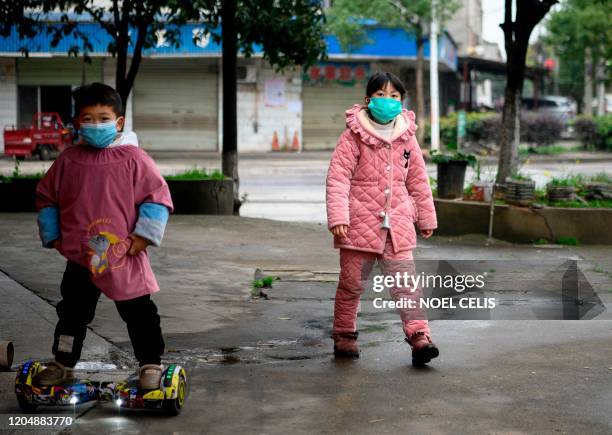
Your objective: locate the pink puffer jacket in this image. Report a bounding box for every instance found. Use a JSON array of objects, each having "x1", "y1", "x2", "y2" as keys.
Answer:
[{"x1": 326, "y1": 104, "x2": 437, "y2": 254}]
